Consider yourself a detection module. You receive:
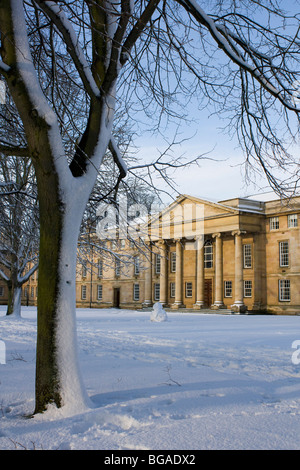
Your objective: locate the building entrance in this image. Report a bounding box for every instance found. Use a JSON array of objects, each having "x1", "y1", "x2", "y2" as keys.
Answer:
[
  {"x1": 204, "y1": 279, "x2": 213, "y2": 307},
  {"x1": 113, "y1": 288, "x2": 121, "y2": 308}
]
